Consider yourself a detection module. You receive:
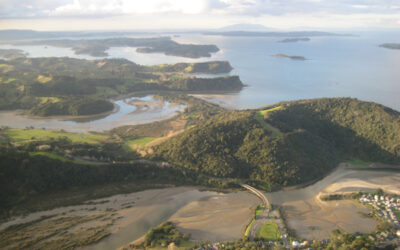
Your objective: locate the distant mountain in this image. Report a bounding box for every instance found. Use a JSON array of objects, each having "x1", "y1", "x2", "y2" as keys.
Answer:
[
  {"x1": 204, "y1": 30, "x2": 349, "y2": 37},
  {"x1": 278, "y1": 37, "x2": 310, "y2": 43},
  {"x1": 218, "y1": 23, "x2": 273, "y2": 32}
]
